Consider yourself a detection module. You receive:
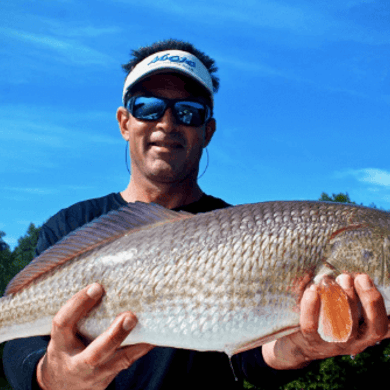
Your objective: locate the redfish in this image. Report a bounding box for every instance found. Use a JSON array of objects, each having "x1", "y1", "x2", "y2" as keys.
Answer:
[{"x1": 1, "y1": 201, "x2": 390, "y2": 356}]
